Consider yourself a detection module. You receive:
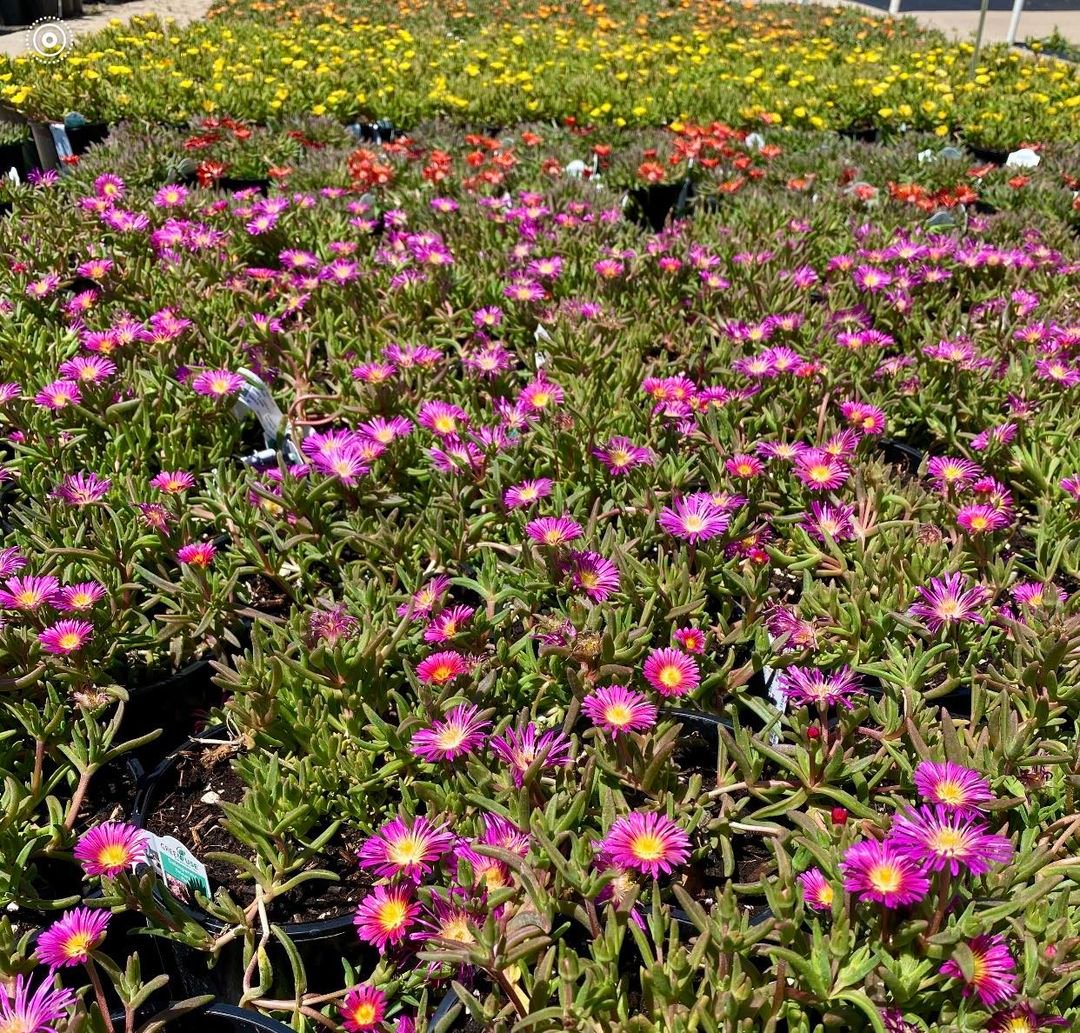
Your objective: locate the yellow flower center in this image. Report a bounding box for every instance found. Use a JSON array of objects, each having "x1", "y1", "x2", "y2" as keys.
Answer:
[
  {"x1": 97, "y1": 843, "x2": 131, "y2": 869},
  {"x1": 970, "y1": 516, "x2": 988, "y2": 530},
  {"x1": 440, "y1": 916, "x2": 474, "y2": 943},
  {"x1": 64, "y1": 931, "x2": 96, "y2": 959},
  {"x1": 808, "y1": 465, "x2": 831, "y2": 482},
  {"x1": 519, "y1": 486, "x2": 537, "y2": 500},
  {"x1": 15, "y1": 591, "x2": 38, "y2": 606},
  {"x1": 376, "y1": 899, "x2": 409, "y2": 930},
  {"x1": 682, "y1": 515, "x2": 705, "y2": 532},
  {"x1": 433, "y1": 415, "x2": 456, "y2": 434},
  {"x1": 868, "y1": 863, "x2": 901, "y2": 894},
  {"x1": 58, "y1": 633, "x2": 82, "y2": 650},
  {"x1": 937, "y1": 599, "x2": 963, "y2": 618},
  {"x1": 351, "y1": 1004, "x2": 376, "y2": 1025},
  {"x1": 530, "y1": 391, "x2": 550, "y2": 407},
  {"x1": 604, "y1": 703, "x2": 632, "y2": 726},
  {"x1": 817, "y1": 884, "x2": 835, "y2": 905},
  {"x1": 435, "y1": 725, "x2": 468, "y2": 751},
  {"x1": 610, "y1": 449, "x2": 631, "y2": 467},
  {"x1": 658, "y1": 666, "x2": 683, "y2": 689},
  {"x1": 936, "y1": 781, "x2": 965, "y2": 805},
  {"x1": 387, "y1": 835, "x2": 426, "y2": 867},
  {"x1": 928, "y1": 828, "x2": 967, "y2": 856},
  {"x1": 629, "y1": 832, "x2": 665, "y2": 861}
]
